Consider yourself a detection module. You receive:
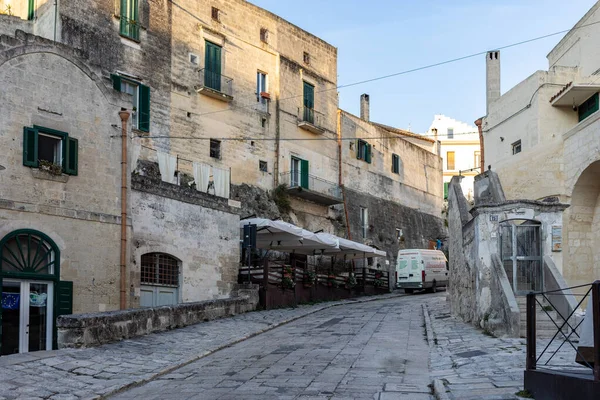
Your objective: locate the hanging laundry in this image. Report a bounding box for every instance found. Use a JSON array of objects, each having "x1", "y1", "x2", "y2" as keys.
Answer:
[
  {"x1": 193, "y1": 162, "x2": 211, "y2": 193},
  {"x1": 157, "y1": 151, "x2": 177, "y2": 184},
  {"x1": 1, "y1": 292, "x2": 19, "y2": 310},
  {"x1": 213, "y1": 167, "x2": 230, "y2": 199},
  {"x1": 130, "y1": 139, "x2": 142, "y2": 174}
]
